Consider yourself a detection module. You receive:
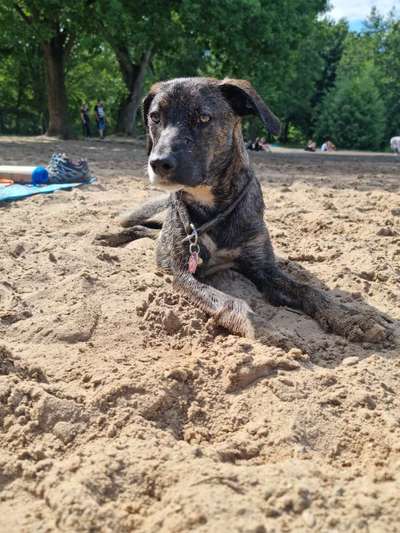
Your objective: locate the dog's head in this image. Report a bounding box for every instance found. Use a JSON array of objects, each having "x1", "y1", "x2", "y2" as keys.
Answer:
[{"x1": 143, "y1": 77, "x2": 280, "y2": 191}]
